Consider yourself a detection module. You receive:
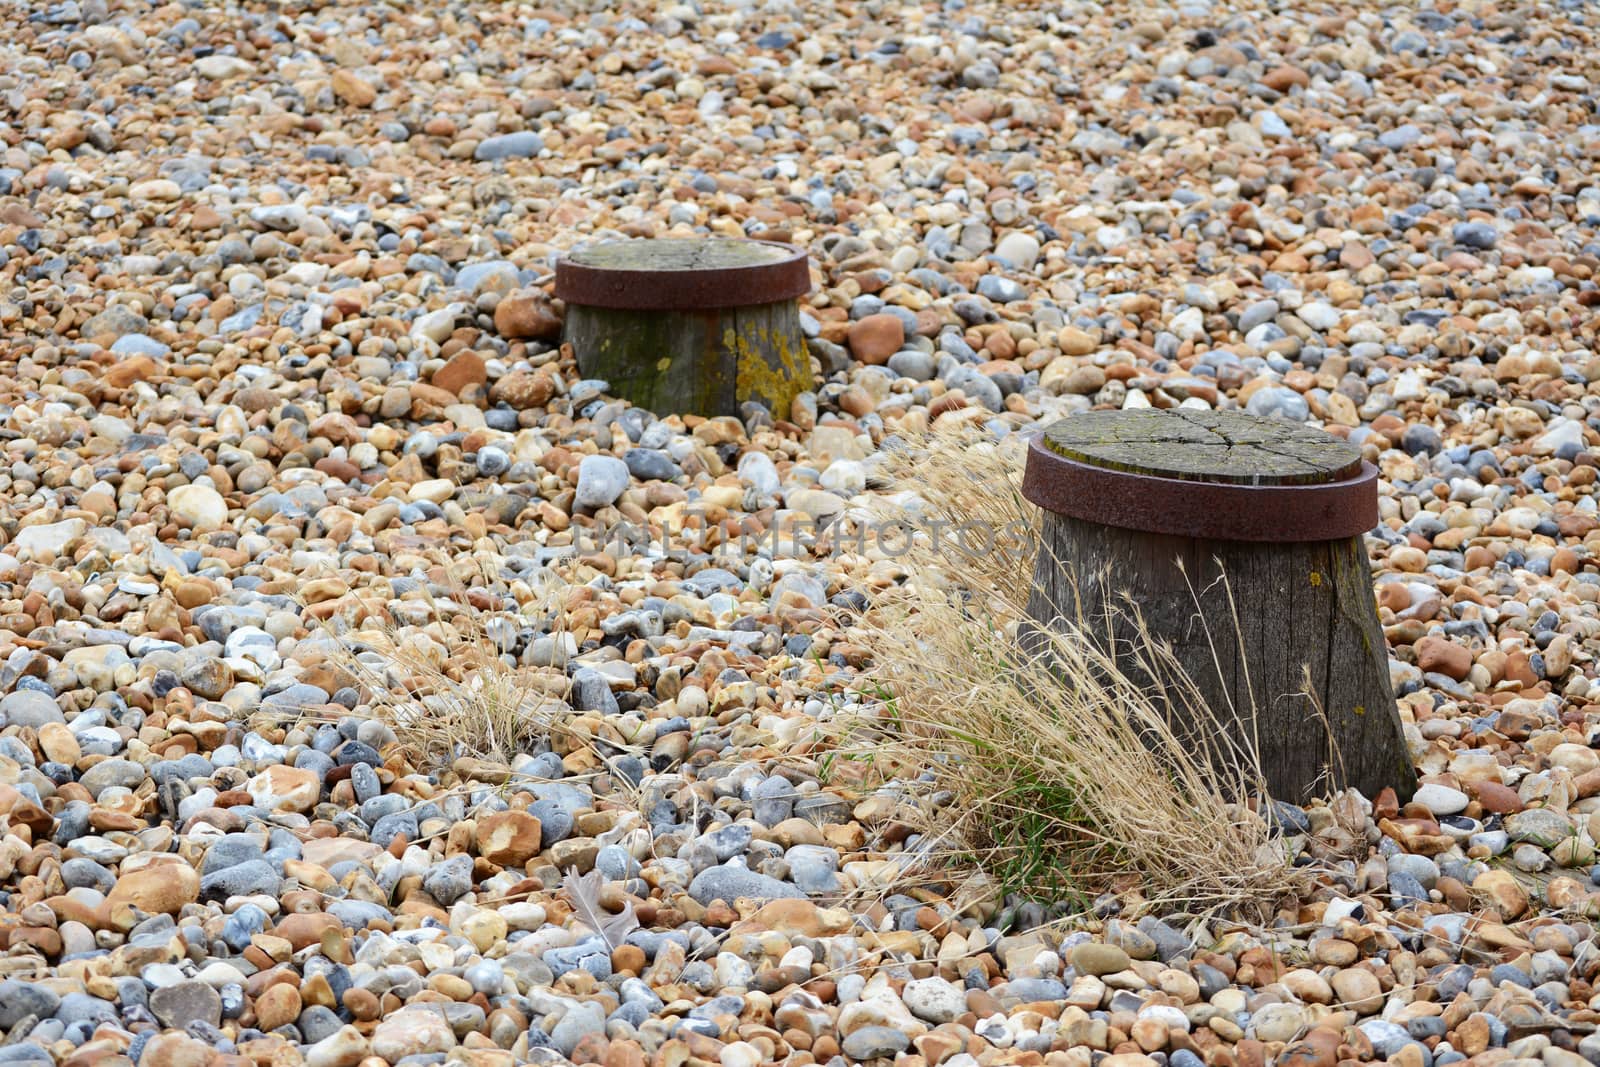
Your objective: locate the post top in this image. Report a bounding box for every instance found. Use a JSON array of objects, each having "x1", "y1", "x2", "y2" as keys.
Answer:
[
  {"x1": 1022, "y1": 410, "x2": 1376, "y2": 541},
  {"x1": 566, "y1": 238, "x2": 797, "y2": 271},
  {"x1": 555, "y1": 238, "x2": 812, "y2": 310},
  {"x1": 1039, "y1": 409, "x2": 1363, "y2": 487}
]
